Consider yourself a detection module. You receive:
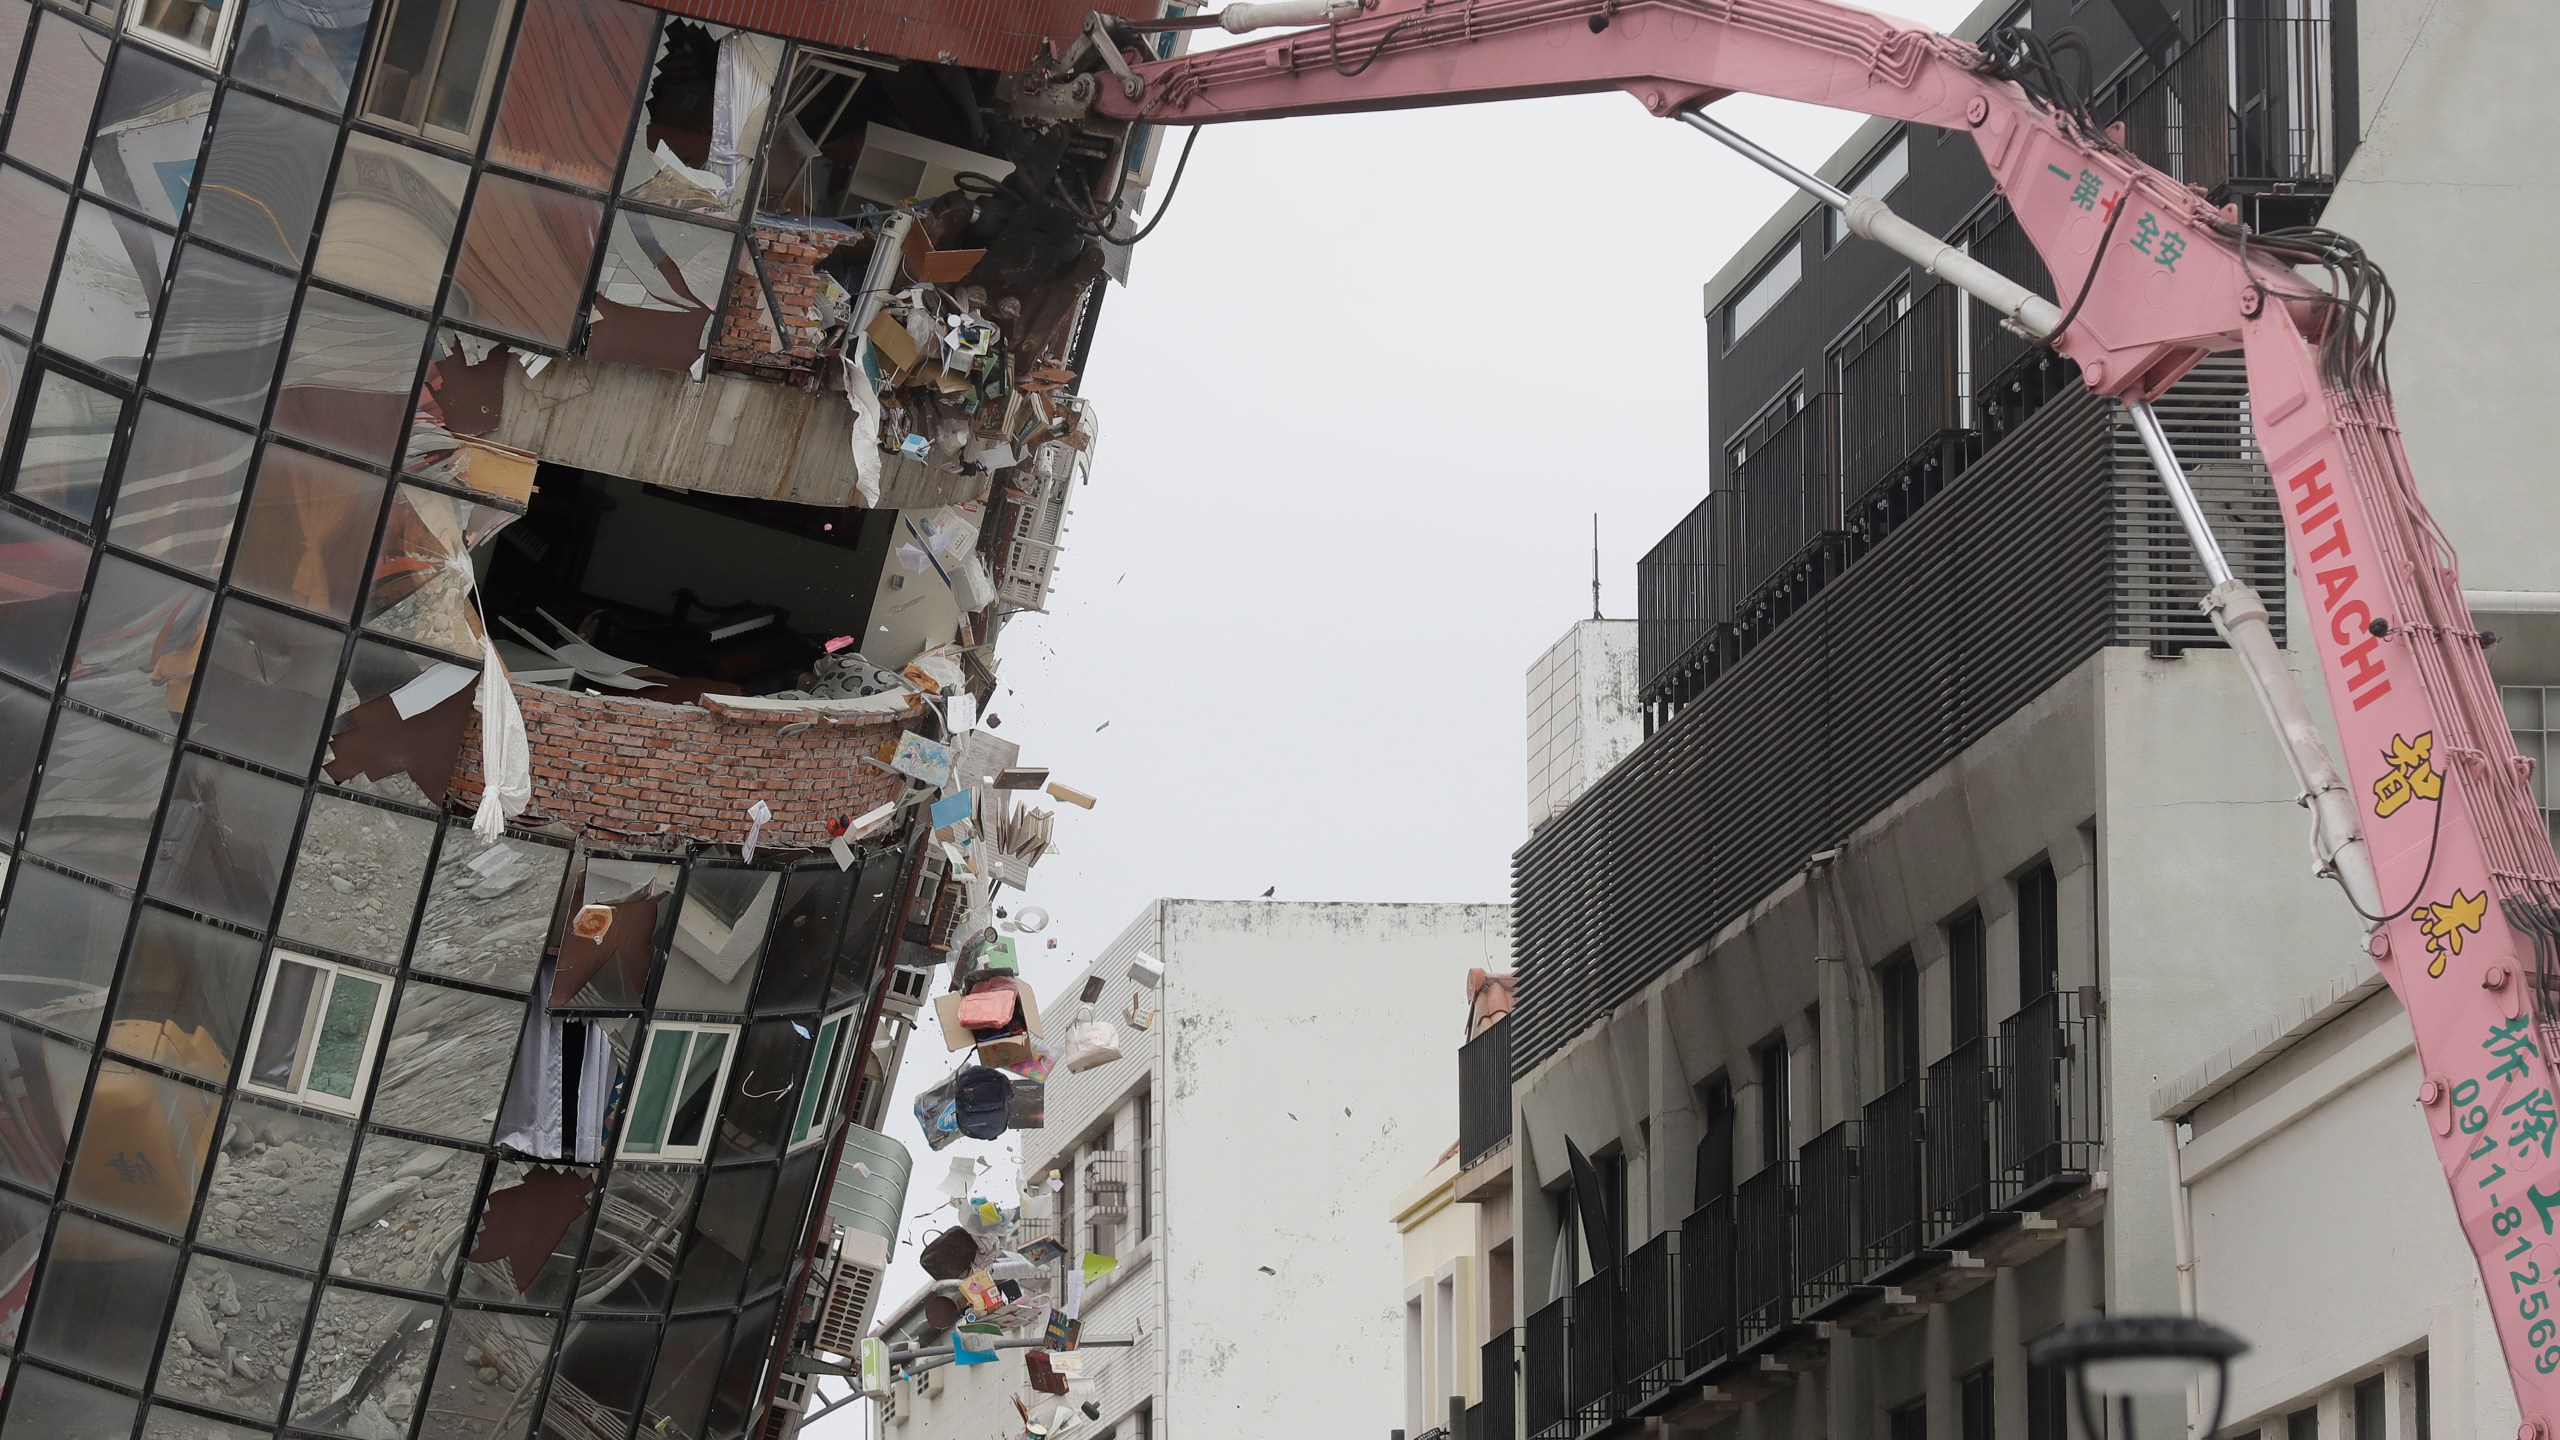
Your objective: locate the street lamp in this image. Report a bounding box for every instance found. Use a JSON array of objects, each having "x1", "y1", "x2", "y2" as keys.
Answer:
[{"x1": 2029, "y1": 1315, "x2": 2249, "y2": 1439}]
